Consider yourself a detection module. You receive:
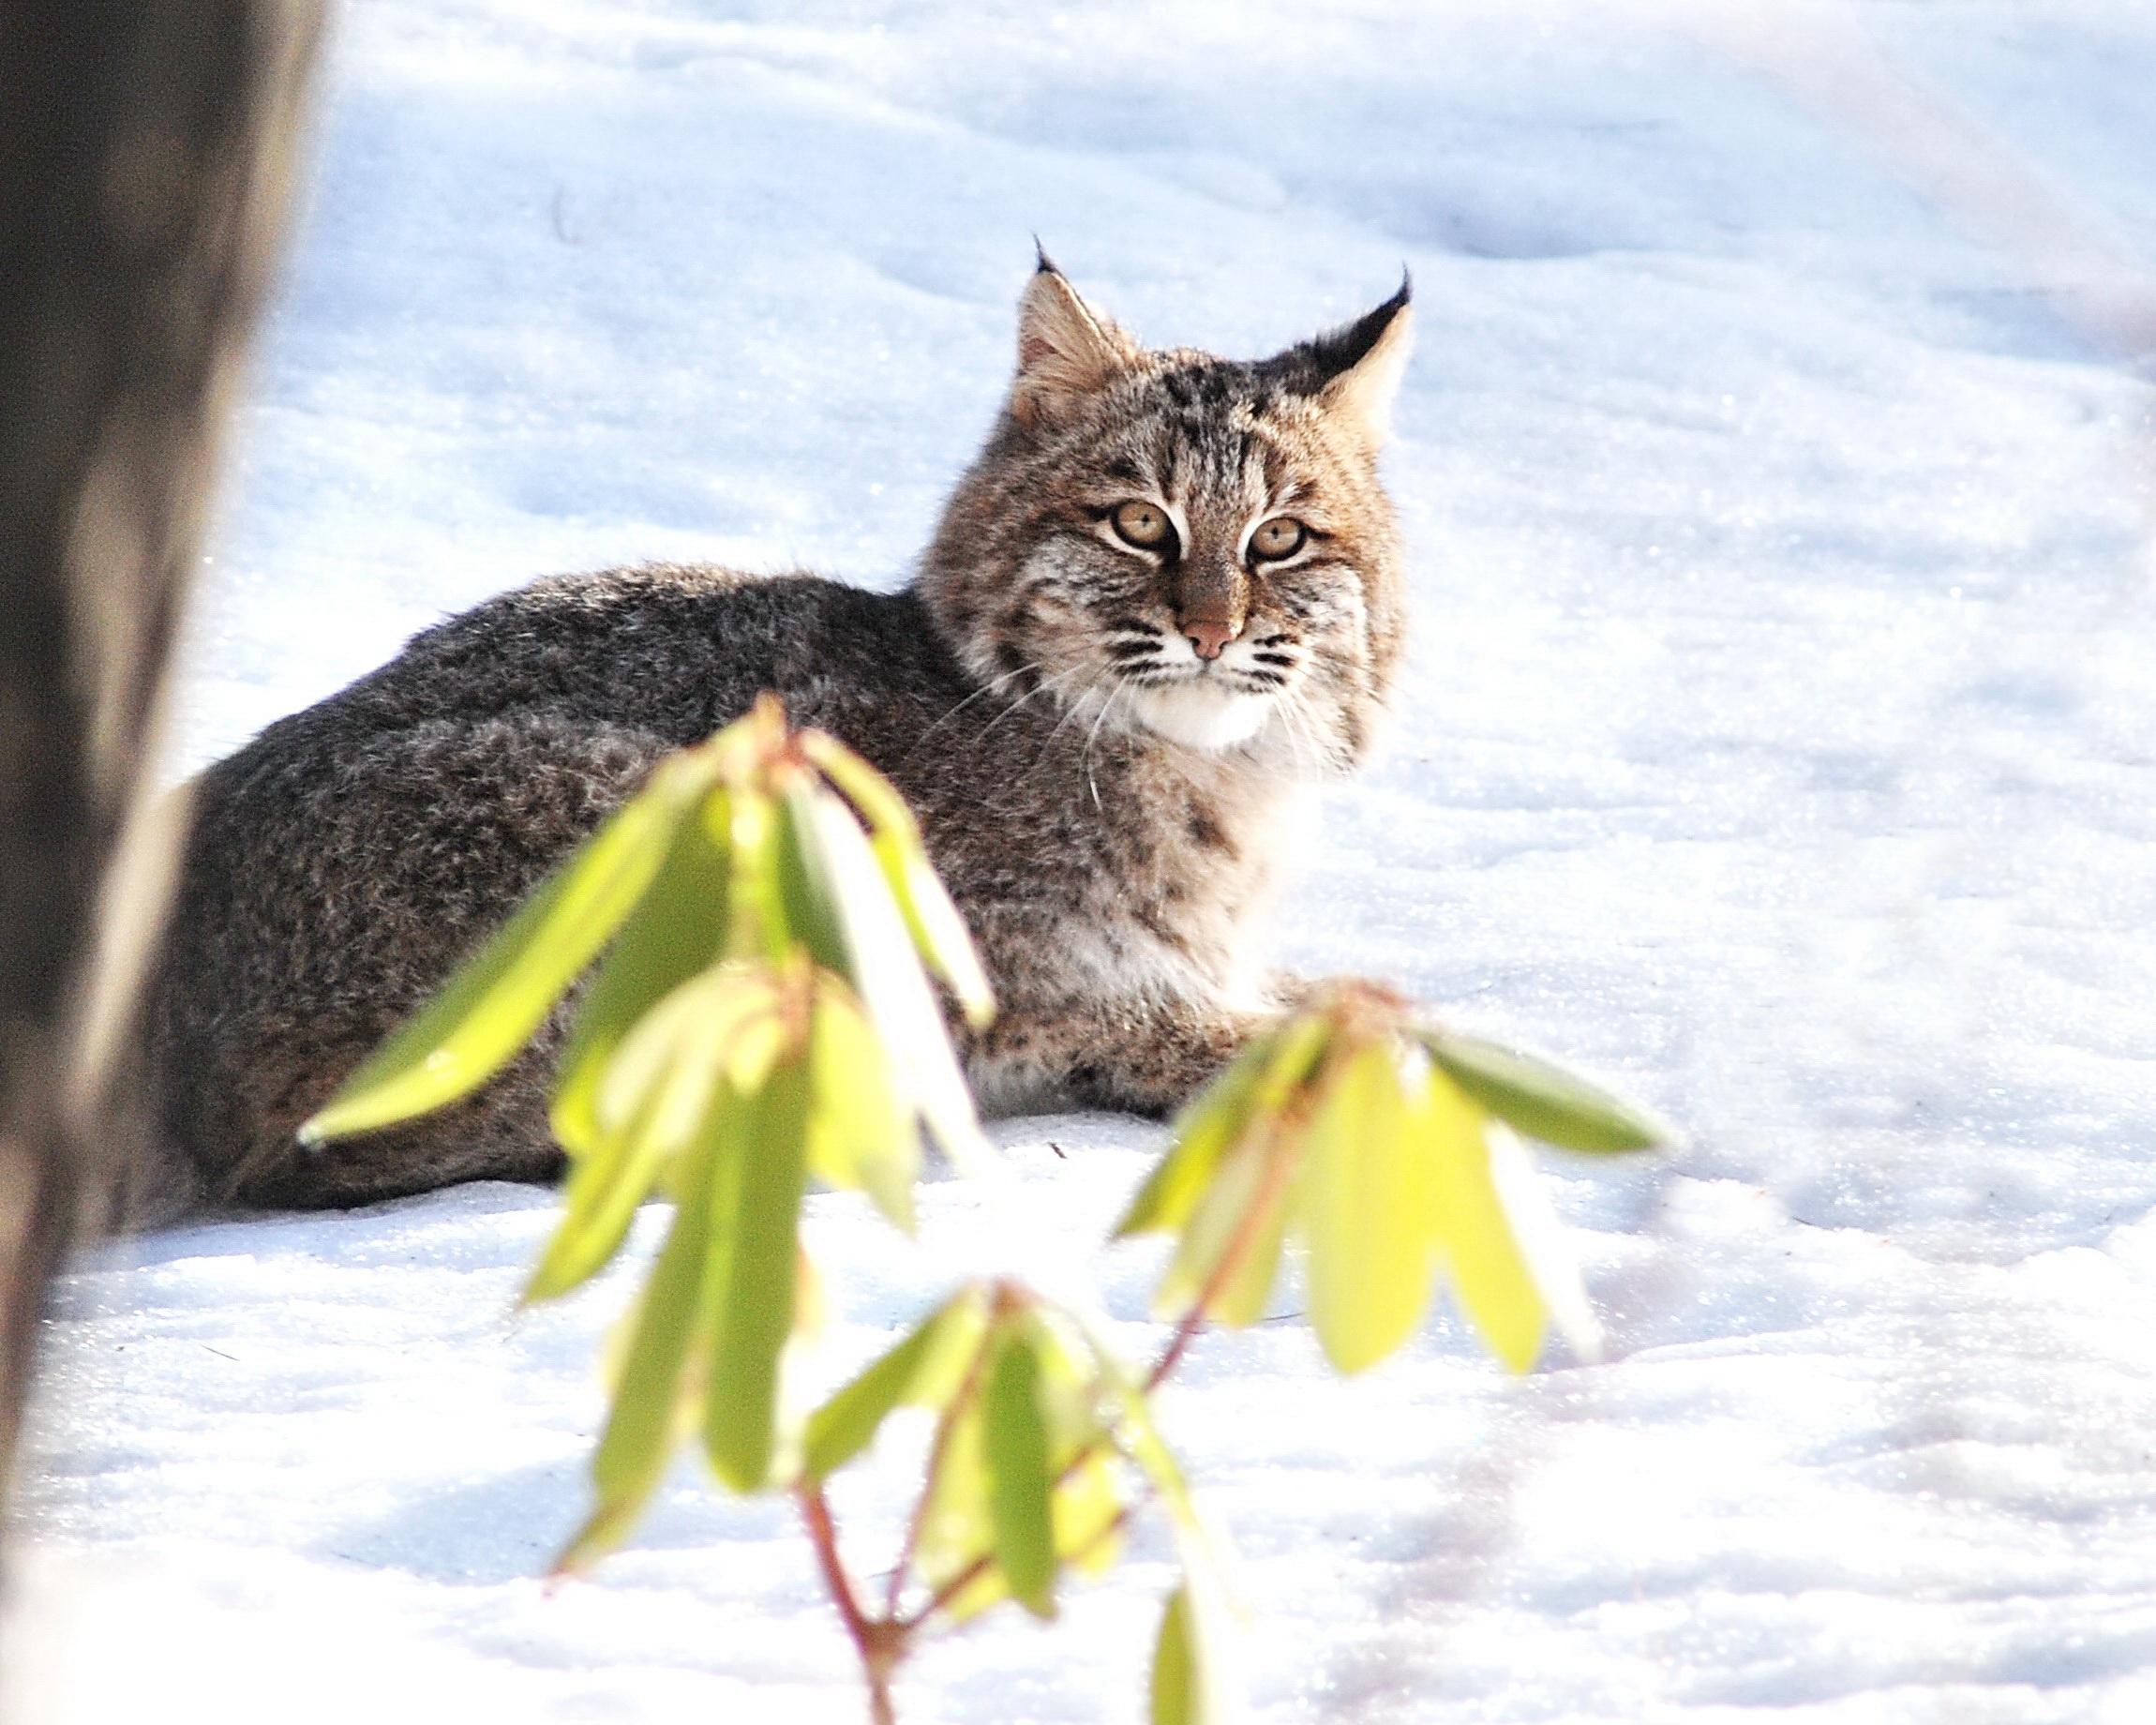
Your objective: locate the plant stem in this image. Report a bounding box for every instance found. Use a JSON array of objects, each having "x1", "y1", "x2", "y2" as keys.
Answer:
[
  {"x1": 1066, "y1": 1499, "x2": 1137, "y2": 1571},
  {"x1": 799, "y1": 1483, "x2": 903, "y2": 1725},
  {"x1": 1143, "y1": 1136, "x2": 1297, "y2": 1394}
]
